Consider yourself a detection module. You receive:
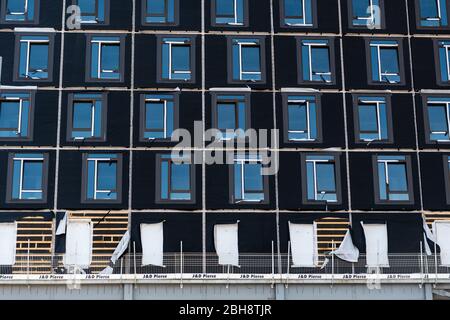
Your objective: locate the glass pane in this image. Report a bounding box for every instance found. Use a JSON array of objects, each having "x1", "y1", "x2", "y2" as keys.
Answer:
[
  {"x1": 285, "y1": 0, "x2": 302, "y2": 17},
  {"x1": 97, "y1": 161, "x2": 116, "y2": 190},
  {"x1": 146, "y1": 102, "x2": 164, "y2": 130},
  {"x1": 379, "y1": 103, "x2": 388, "y2": 139},
  {"x1": 162, "y1": 44, "x2": 170, "y2": 78},
  {"x1": 78, "y1": 0, "x2": 96, "y2": 13},
  {"x1": 172, "y1": 45, "x2": 190, "y2": 71},
  {"x1": 378, "y1": 162, "x2": 387, "y2": 200},
  {"x1": 241, "y1": 46, "x2": 261, "y2": 72},
  {"x1": 234, "y1": 163, "x2": 242, "y2": 200},
  {"x1": 217, "y1": 103, "x2": 237, "y2": 130},
  {"x1": 161, "y1": 161, "x2": 169, "y2": 199},
  {"x1": 73, "y1": 102, "x2": 93, "y2": 130},
  {"x1": 0, "y1": 102, "x2": 20, "y2": 129},
  {"x1": 288, "y1": 103, "x2": 307, "y2": 132},
  {"x1": 7, "y1": 0, "x2": 26, "y2": 13},
  {"x1": 101, "y1": 44, "x2": 119, "y2": 72},
  {"x1": 216, "y1": 0, "x2": 234, "y2": 16},
  {"x1": 352, "y1": 0, "x2": 370, "y2": 18},
  {"x1": 22, "y1": 161, "x2": 43, "y2": 191},
  {"x1": 171, "y1": 163, "x2": 190, "y2": 191},
  {"x1": 388, "y1": 163, "x2": 408, "y2": 192},
  {"x1": 29, "y1": 43, "x2": 49, "y2": 77},
  {"x1": 306, "y1": 162, "x2": 315, "y2": 199},
  {"x1": 380, "y1": 48, "x2": 399, "y2": 74},
  {"x1": 428, "y1": 105, "x2": 448, "y2": 134},
  {"x1": 244, "y1": 163, "x2": 263, "y2": 191},
  {"x1": 311, "y1": 47, "x2": 330, "y2": 74},
  {"x1": 148, "y1": 0, "x2": 165, "y2": 14},
  {"x1": 316, "y1": 163, "x2": 336, "y2": 192},
  {"x1": 359, "y1": 104, "x2": 378, "y2": 132},
  {"x1": 420, "y1": 0, "x2": 438, "y2": 18},
  {"x1": 439, "y1": 47, "x2": 449, "y2": 82}
]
